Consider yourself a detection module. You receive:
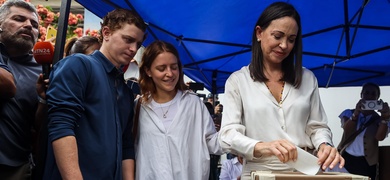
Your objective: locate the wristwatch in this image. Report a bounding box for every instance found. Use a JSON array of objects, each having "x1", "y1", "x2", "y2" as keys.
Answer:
[
  {"x1": 38, "y1": 96, "x2": 47, "y2": 104},
  {"x1": 321, "y1": 142, "x2": 334, "y2": 147},
  {"x1": 350, "y1": 113, "x2": 358, "y2": 122},
  {"x1": 317, "y1": 142, "x2": 334, "y2": 150}
]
